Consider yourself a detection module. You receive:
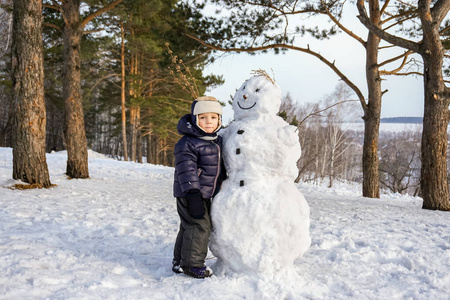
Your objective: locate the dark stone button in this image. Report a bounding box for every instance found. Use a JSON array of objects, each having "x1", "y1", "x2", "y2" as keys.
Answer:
[
  {"x1": 236, "y1": 148, "x2": 240, "y2": 154},
  {"x1": 237, "y1": 130, "x2": 244, "y2": 134},
  {"x1": 240, "y1": 180, "x2": 244, "y2": 186}
]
